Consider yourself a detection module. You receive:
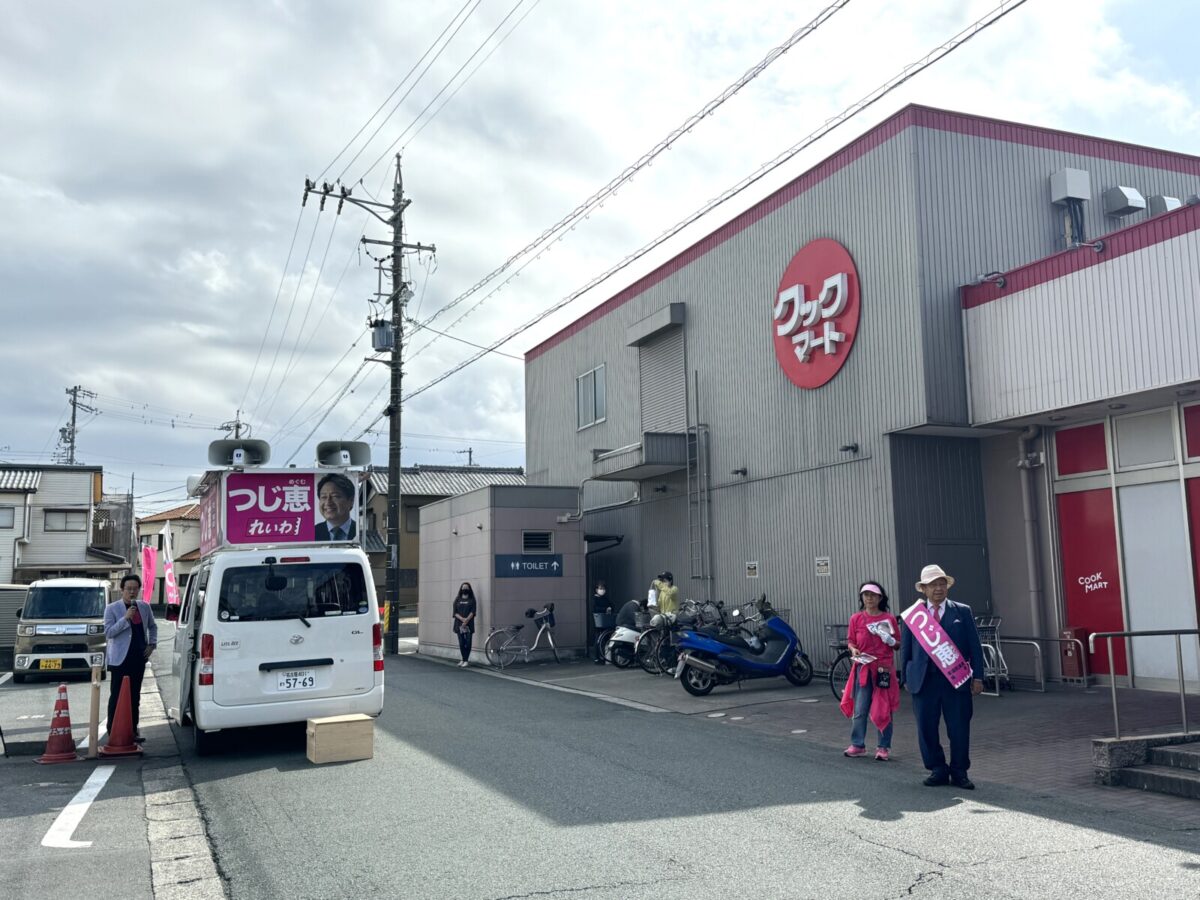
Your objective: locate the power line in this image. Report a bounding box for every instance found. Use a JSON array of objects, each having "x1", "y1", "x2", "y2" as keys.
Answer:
[
  {"x1": 386, "y1": 0, "x2": 1034, "y2": 415},
  {"x1": 240, "y1": 204, "x2": 307, "y2": 414},
  {"x1": 410, "y1": 0, "x2": 853, "y2": 346},
  {"x1": 400, "y1": 0, "x2": 543, "y2": 153},
  {"x1": 337, "y1": 0, "x2": 485, "y2": 183},
  {"x1": 316, "y1": 0, "x2": 478, "y2": 181},
  {"x1": 354, "y1": 0, "x2": 532, "y2": 185},
  {"x1": 268, "y1": 329, "x2": 372, "y2": 444},
  {"x1": 404, "y1": 316, "x2": 523, "y2": 359},
  {"x1": 259, "y1": 211, "x2": 343, "y2": 427},
  {"x1": 250, "y1": 210, "x2": 324, "y2": 422}
]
